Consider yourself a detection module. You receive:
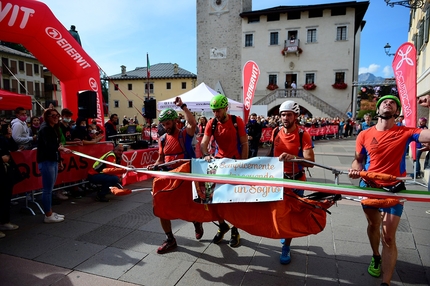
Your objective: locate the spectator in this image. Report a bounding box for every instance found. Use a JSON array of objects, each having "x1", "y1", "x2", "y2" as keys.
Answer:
[
  {"x1": 29, "y1": 116, "x2": 41, "y2": 149},
  {"x1": 246, "y1": 113, "x2": 262, "y2": 158},
  {"x1": 0, "y1": 123, "x2": 21, "y2": 237},
  {"x1": 91, "y1": 119, "x2": 104, "y2": 136},
  {"x1": 87, "y1": 144, "x2": 125, "y2": 202},
  {"x1": 59, "y1": 108, "x2": 82, "y2": 146},
  {"x1": 105, "y1": 114, "x2": 119, "y2": 141},
  {"x1": 72, "y1": 118, "x2": 103, "y2": 144},
  {"x1": 411, "y1": 117, "x2": 428, "y2": 178},
  {"x1": 11, "y1": 107, "x2": 35, "y2": 150},
  {"x1": 37, "y1": 109, "x2": 71, "y2": 223},
  {"x1": 291, "y1": 81, "x2": 297, "y2": 97},
  {"x1": 195, "y1": 117, "x2": 208, "y2": 158},
  {"x1": 361, "y1": 113, "x2": 374, "y2": 132},
  {"x1": 122, "y1": 115, "x2": 129, "y2": 126}
]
